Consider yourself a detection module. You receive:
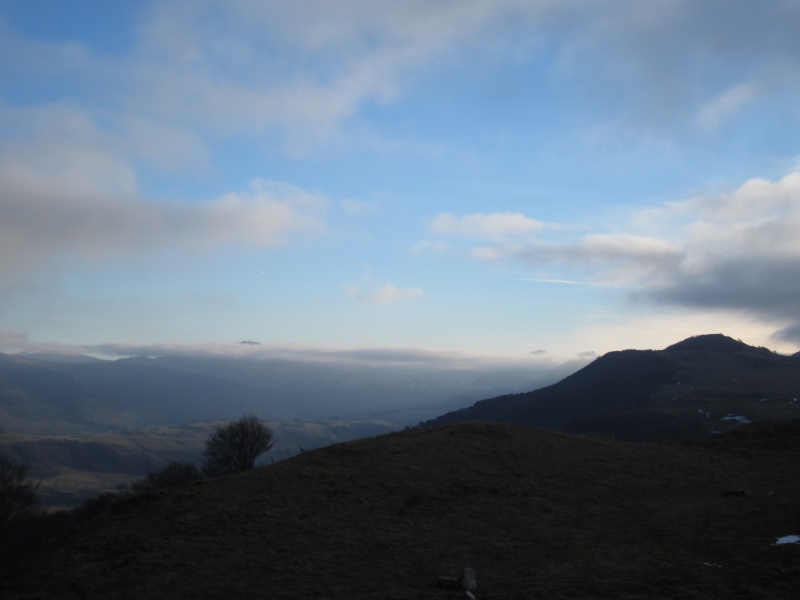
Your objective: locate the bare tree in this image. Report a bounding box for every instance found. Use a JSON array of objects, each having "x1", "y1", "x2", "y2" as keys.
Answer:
[
  {"x1": 203, "y1": 415, "x2": 275, "y2": 476},
  {"x1": 0, "y1": 455, "x2": 41, "y2": 537}
]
